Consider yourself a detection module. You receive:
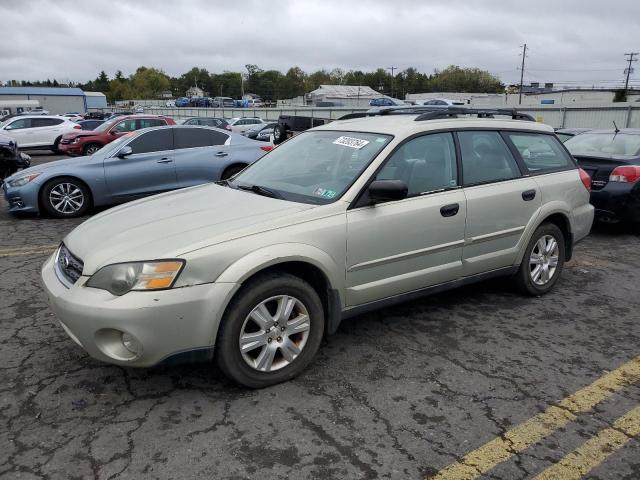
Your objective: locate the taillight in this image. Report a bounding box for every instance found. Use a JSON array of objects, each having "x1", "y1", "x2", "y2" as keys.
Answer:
[
  {"x1": 578, "y1": 168, "x2": 591, "y2": 193},
  {"x1": 73, "y1": 124, "x2": 81, "y2": 129},
  {"x1": 609, "y1": 165, "x2": 640, "y2": 183},
  {"x1": 260, "y1": 146, "x2": 273, "y2": 152}
]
